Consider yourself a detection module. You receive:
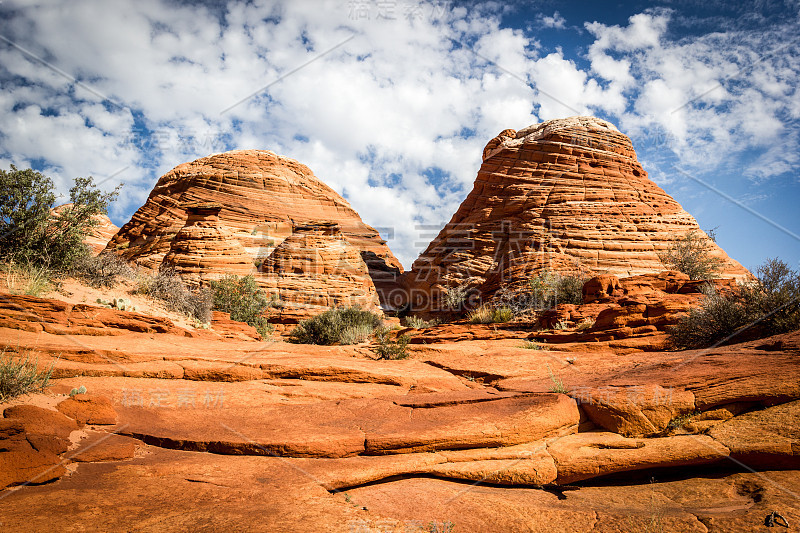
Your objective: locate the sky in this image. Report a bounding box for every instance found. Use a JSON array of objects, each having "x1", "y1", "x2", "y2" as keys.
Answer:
[{"x1": 1, "y1": 0, "x2": 798, "y2": 272}]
